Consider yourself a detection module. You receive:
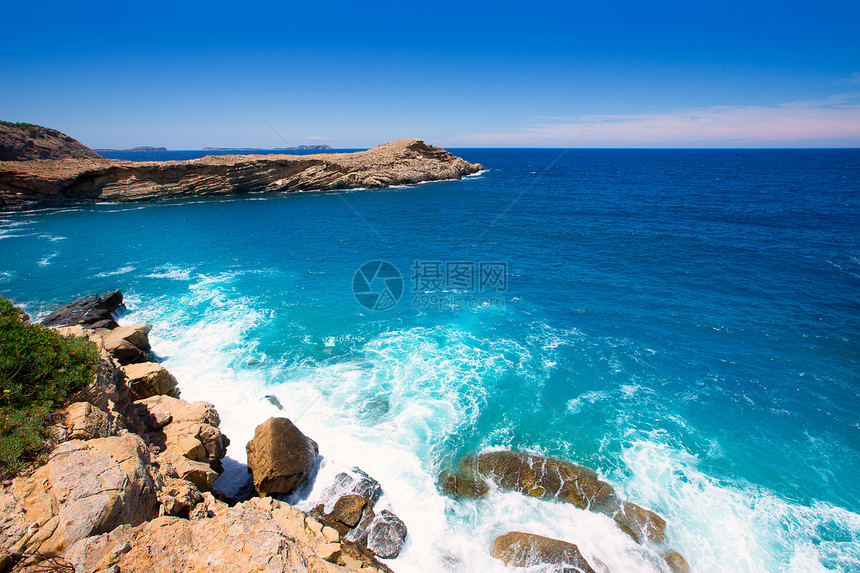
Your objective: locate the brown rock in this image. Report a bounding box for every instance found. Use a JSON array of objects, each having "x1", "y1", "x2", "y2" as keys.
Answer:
[
  {"x1": 0, "y1": 122, "x2": 102, "y2": 161},
  {"x1": 246, "y1": 417, "x2": 318, "y2": 496},
  {"x1": 461, "y1": 450, "x2": 616, "y2": 509},
  {"x1": 331, "y1": 495, "x2": 368, "y2": 528},
  {"x1": 610, "y1": 501, "x2": 666, "y2": 543},
  {"x1": 103, "y1": 323, "x2": 152, "y2": 351},
  {"x1": 121, "y1": 361, "x2": 179, "y2": 400},
  {"x1": 663, "y1": 550, "x2": 691, "y2": 573},
  {"x1": 440, "y1": 470, "x2": 489, "y2": 499},
  {"x1": 1, "y1": 139, "x2": 483, "y2": 212},
  {"x1": 491, "y1": 532, "x2": 596, "y2": 572},
  {"x1": 65, "y1": 401, "x2": 120, "y2": 440}
]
